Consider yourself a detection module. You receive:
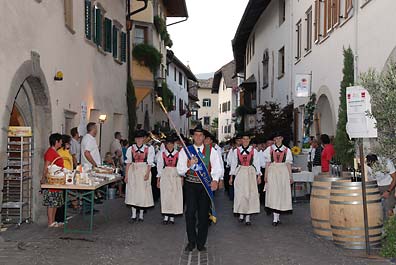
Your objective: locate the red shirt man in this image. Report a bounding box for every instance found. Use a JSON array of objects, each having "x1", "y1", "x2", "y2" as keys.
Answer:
[{"x1": 320, "y1": 134, "x2": 335, "y2": 172}]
